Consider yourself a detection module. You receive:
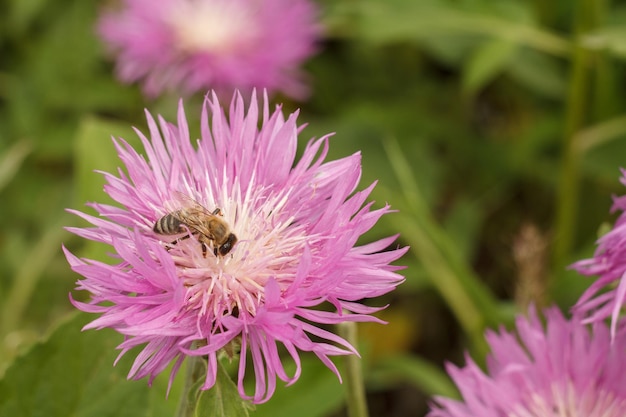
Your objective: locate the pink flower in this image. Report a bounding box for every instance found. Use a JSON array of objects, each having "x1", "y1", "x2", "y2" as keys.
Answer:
[
  {"x1": 429, "y1": 307, "x2": 626, "y2": 417},
  {"x1": 572, "y1": 168, "x2": 626, "y2": 337},
  {"x1": 64, "y1": 90, "x2": 406, "y2": 403},
  {"x1": 97, "y1": 0, "x2": 321, "y2": 99}
]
